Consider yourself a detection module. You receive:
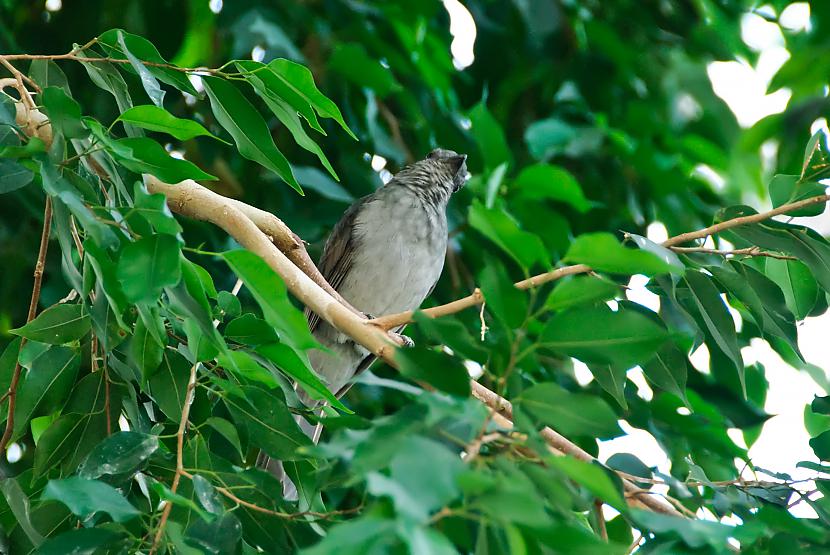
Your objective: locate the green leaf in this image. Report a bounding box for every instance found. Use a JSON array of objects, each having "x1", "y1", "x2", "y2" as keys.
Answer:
[
  {"x1": 1, "y1": 477, "x2": 44, "y2": 548},
  {"x1": 765, "y1": 258, "x2": 819, "y2": 320},
  {"x1": 516, "y1": 382, "x2": 622, "y2": 439},
  {"x1": 222, "y1": 249, "x2": 317, "y2": 350},
  {"x1": 468, "y1": 200, "x2": 550, "y2": 270},
  {"x1": 541, "y1": 304, "x2": 668, "y2": 368},
  {"x1": 479, "y1": 259, "x2": 528, "y2": 329},
  {"x1": 41, "y1": 86, "x2": 86, "y2": 138},
  {"x1": 0, "y1": 159, "x2": 34, "y2": 194},
  {"x1": 116, "y1": 105, "x2": 222, "y2": 141},
  {"x1": 810, "y1": 430, "x2": 830, "y2": 461},
  {"x1": 42, "y1": 477, "x2": 140, "y2": 522},
  {"x1": 329, "y1": 43, "x2": 402, "y2": 98},
  {"x1": 33, "y1": 413, "x2": 85, "y2": 477},
  {"x1": 204, "y1": 417, "x2": 244, "y2": 460},
  {"x1": 564, "y1": 232, "x2": 675, "y2": 276},
  {"x1": 769, "y1": 174, "x2": 827, "y2": 217},
  {"x1": 710, "y1": 261, "x2": 801, "y2": 358},
  {"x1": 626, "y1": 233, "x2": 685, "y2": 275},
  {"x1": 98, "y1": 29, "x2": 197, "y2": 95},
  {"x1": 546, "y1": 275, "x2": 619, "y2": 311},
  {"x1": 202, "y1": 75, "x2": 301, "y2": 193},
  {"x1": 108, "y1": 136, "x2": 217, "y2": 182},
  {"x1": 248, "y1": 85, "x2": 339, "y2": 180},
  {"x1": 78, "y1": 431, "x2": 159, "y2": 480},
  {"x1": 631, "y1": 509, "x2": 733, "y2": 549},
  {"x1": 117, "y1": 235, "x2": 182, "y2": 303},
  {"x1": 640, "y1": 343, "x2": 688, "y2": 402},
  {"x1": 256, "y1": 342, "x2": 349, "y2": 411},
  {"x1": 224, "y1": 386, "x2": 311, "y2": 460},
  {"x1": 396, "y1": 346, "x2": 471, "y2": 397},
  {"x1": 13, "y1": 346, "x2": 80, "y2": 438},
  {"x1": 513, "y1": 164, "x2": 592, "y2": 213},
  {"x1": 469, "y1": 102, "x2": 512, "y2": 171},
  {"x1": 185, "y1": 512, "x2": 242, "y2": 553},
  {"x1": 78, "y1": 50, "x2": 134, "y2": 120},
  {"x1": 130, "y1": 310, "x2": 165, "y2": 380},
  {"x1": 294, "y1": 166, "x2": 354, "y2": 203},
  {"x1": 366, "y1": 436, "x2": 464, "y2": 522},
  {"x1": 224, "y1": 313, "x2": 279, "y2": 345},
  {"x1": 716, "y1": 205, "x2": 830, "y2": 292},
  {"x1": 683, "y1": 270, "x2": 745, "y2": 395},
  {"x1": 133, "y1": 183, "x2": 183, "y2": 235},
  {"x1": 117, "y1": 29, "x2": 165, "y2": 107},
  {"x1": 546, "y1": 456, "x2": 627, "y2": 511},
  {"x1": 35, "y1": 528, "x2": 126, "y2": 555},
  {"x1": 589, "y1": 363, "x2": 628, "y2": 409},
  {"x1": 10, "y1": 304, "x2": 90, "y2": 344},
  {"x1": 148, "y1": 351, "x2": 193, "y2": 424},
  {"x1": 802, "y1": 129, "x2": 830, "y2": 182}
]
